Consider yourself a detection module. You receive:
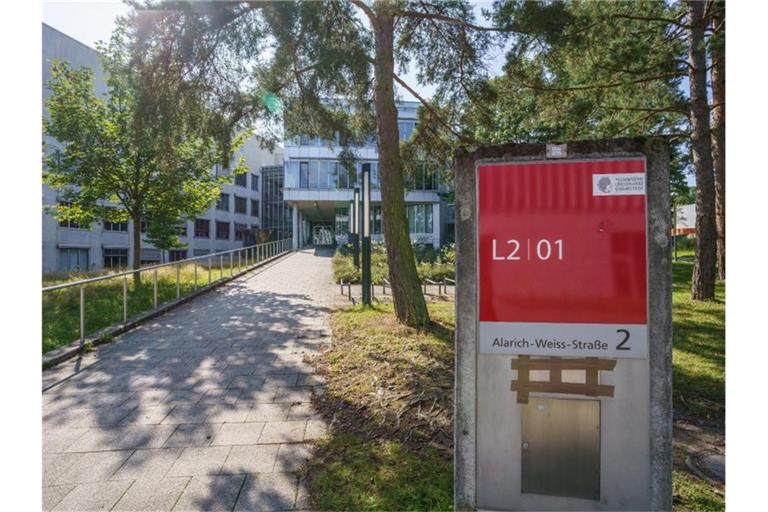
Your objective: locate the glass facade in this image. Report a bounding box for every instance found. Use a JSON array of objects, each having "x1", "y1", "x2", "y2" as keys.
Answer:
[
  {"x1": 59, "y1": 247, "x2": 89, "y2": 272},
  {"x1": 262, "y1": 165, "x2": 293, "y2": 240},
  {"x1": 333, "y1": 203, "x2": 431, "y2": 237}
]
